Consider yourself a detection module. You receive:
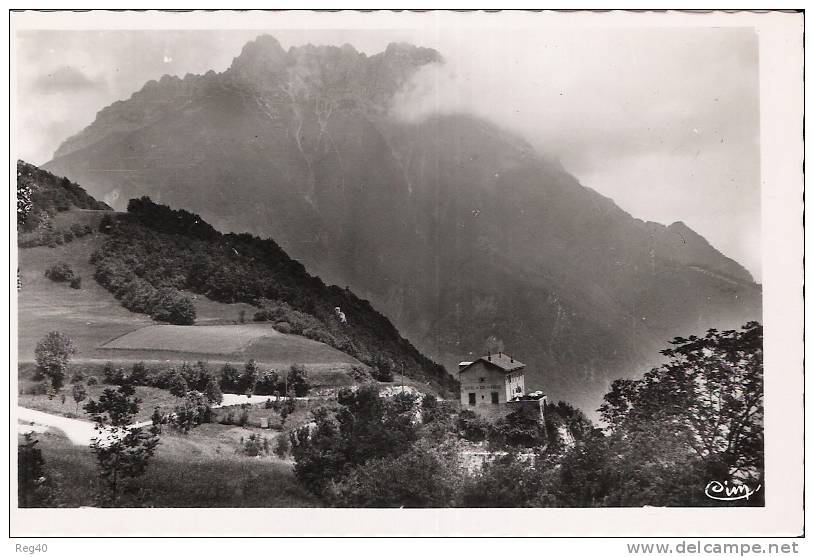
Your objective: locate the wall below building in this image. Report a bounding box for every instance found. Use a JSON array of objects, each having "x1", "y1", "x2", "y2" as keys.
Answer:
[{"x1": 456, "y1": 397, "x2": 546, "y2": 423}]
